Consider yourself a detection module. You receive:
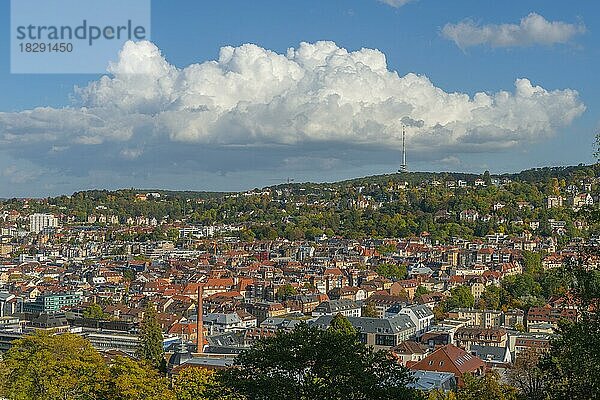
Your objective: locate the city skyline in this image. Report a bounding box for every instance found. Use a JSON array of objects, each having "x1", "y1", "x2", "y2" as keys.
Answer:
[
  {"x1": 1, "y1": 2, "x2": 599, "y2": 398},
  {"x1": 1, "y1": 0, "x2": 599, "y2": 197}
]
